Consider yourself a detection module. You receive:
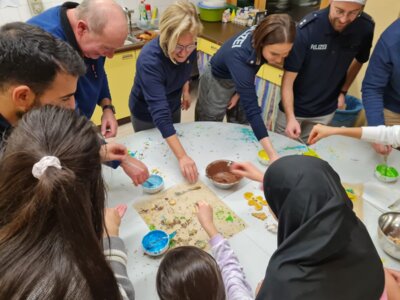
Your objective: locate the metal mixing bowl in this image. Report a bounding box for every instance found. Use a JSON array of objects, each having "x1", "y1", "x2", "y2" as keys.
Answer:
[{"x1": 378, "y1": 212, "x2": 400, "y2": 260}]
